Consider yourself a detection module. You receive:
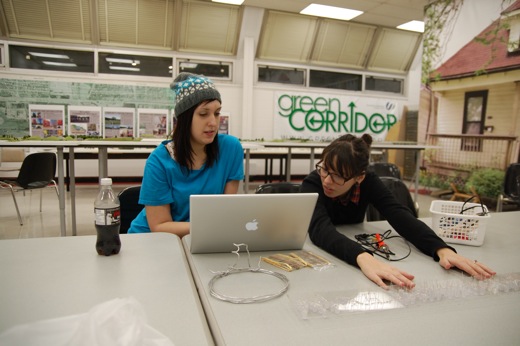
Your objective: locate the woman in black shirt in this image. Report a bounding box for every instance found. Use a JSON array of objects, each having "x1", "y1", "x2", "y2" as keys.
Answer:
[{"x1": 301, "y1": 133, "x2": 495, "y2": 289}]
